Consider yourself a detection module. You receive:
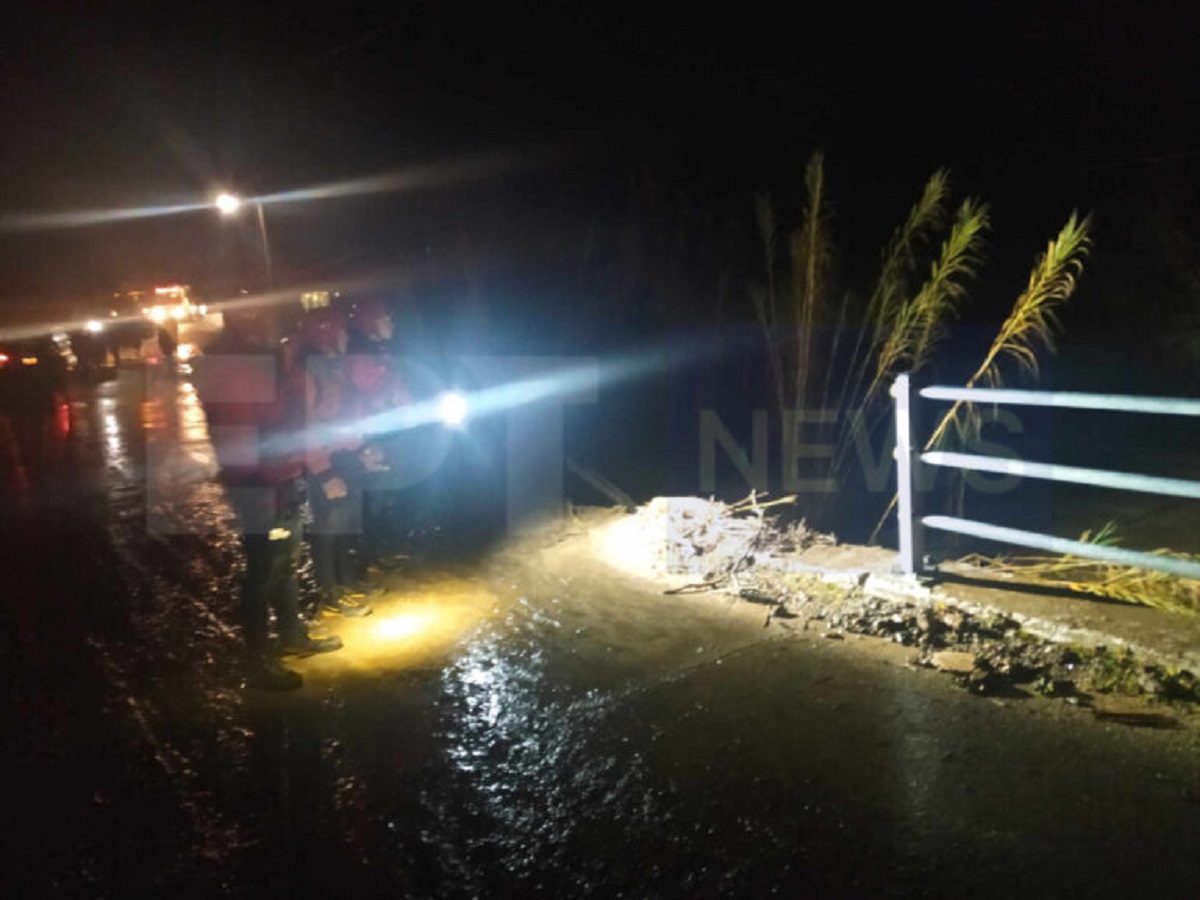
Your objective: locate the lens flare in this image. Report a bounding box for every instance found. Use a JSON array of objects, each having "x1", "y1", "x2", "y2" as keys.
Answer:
[{"x1": 438, "y1": 391, "x2": 469, "y2": 427}]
